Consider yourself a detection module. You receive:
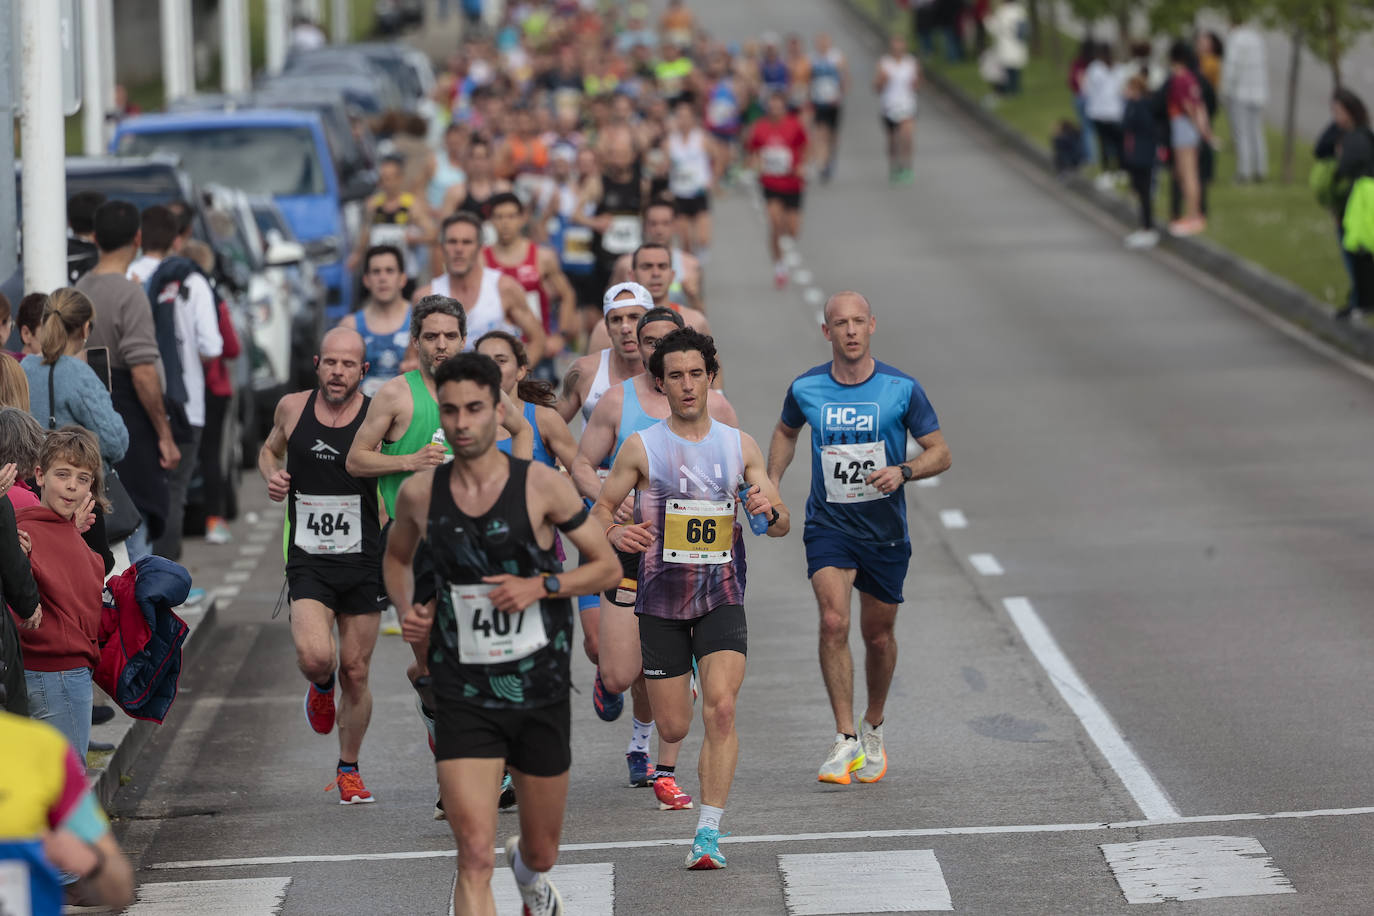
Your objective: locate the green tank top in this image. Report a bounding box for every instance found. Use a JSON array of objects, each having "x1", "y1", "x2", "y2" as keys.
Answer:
[{"x1": 378, "y1": 370, "x2": 451, "y2": 517}]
